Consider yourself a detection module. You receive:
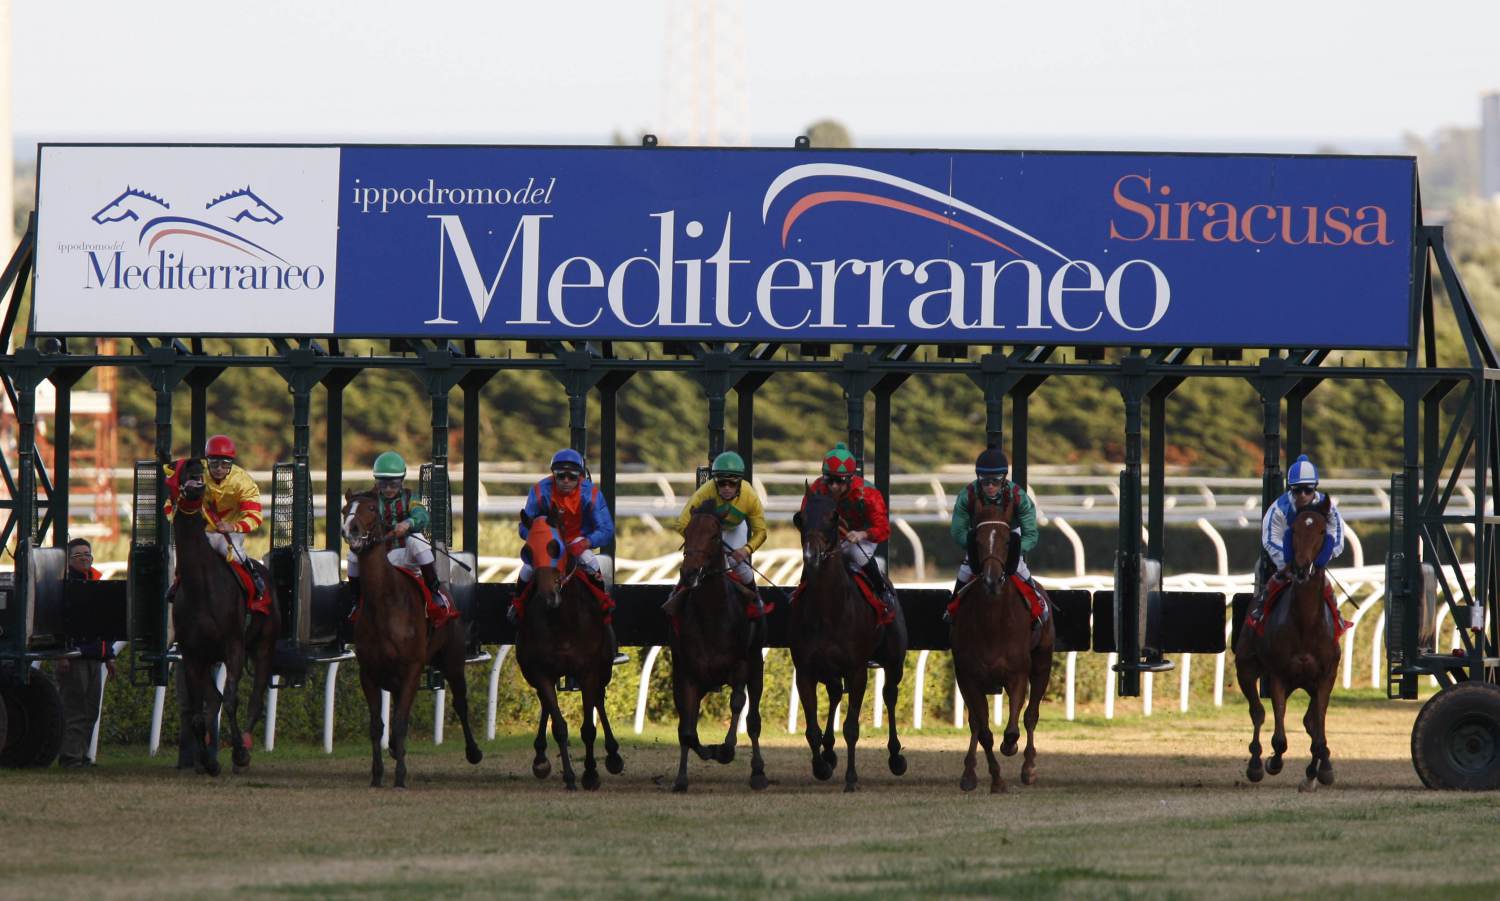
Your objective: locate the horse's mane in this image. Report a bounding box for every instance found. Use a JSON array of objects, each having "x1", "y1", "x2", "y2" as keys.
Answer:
[{"x1": 693, "y1": 498, "x2": 719, "y2": 517}]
